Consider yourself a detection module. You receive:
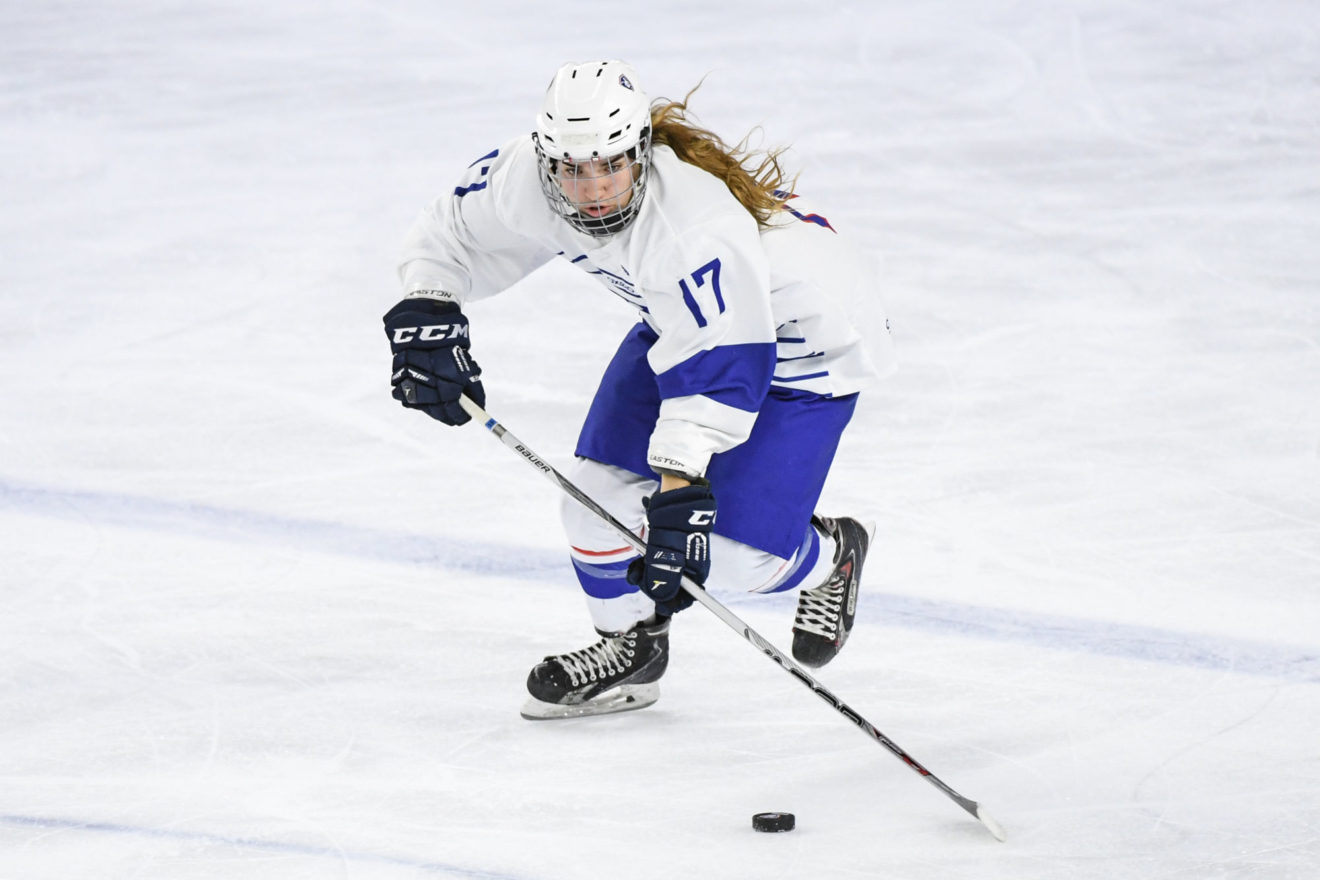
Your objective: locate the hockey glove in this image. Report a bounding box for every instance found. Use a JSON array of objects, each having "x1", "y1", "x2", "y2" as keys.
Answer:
[
  {"x1": 382, "y1": 297, "x2": 485, "y2": 426},
  {"x1": 626, "y1": 481, "x2": 717, "y2": 616}
]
